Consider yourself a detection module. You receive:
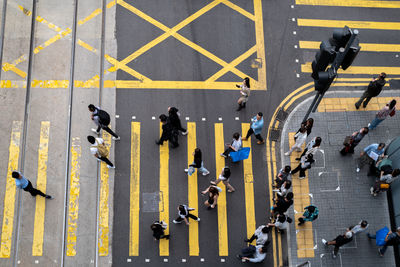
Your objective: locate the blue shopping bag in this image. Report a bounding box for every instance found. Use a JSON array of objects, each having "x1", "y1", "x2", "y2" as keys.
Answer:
[
  {"x1": 376, "y1": 226, "x2": 389, "y2": 246},
  {"x1": 230, "y1": 147, "x2": 250, "y2": 162}
]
